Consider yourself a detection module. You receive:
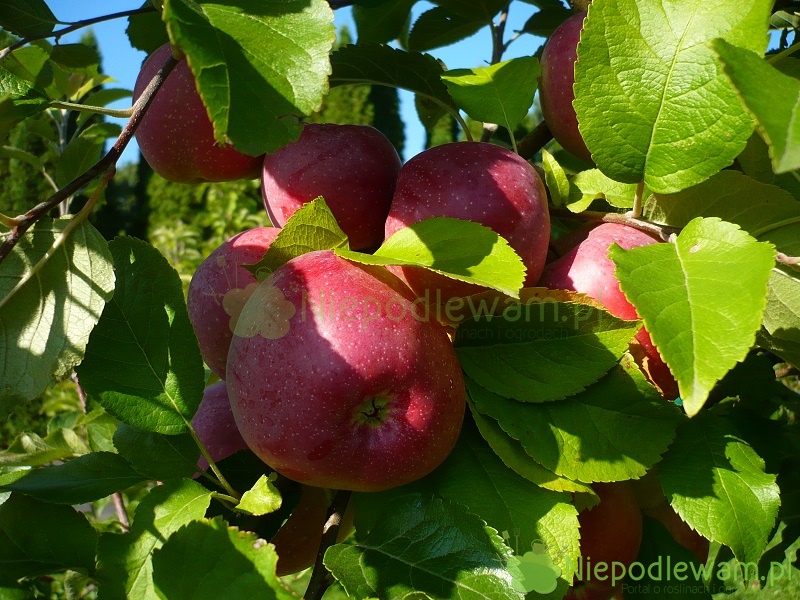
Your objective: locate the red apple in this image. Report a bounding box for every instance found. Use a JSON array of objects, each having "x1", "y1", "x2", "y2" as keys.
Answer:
[
  {"x1": 192, "y1": 381, "x2": 249, "y2": 472},
  {"x1": 226, "y1": 250, "x2": 466, "y2": 492},
  {"x1": 538, "y1": 223, "x2": 679, "y2": 399},
  {"x1": 133, "y1": 43, "x2": 263, "y2": 183},
  {"x1": 384, "y1": 141, "x2": 550, "y2": 298},
  {"x1": 262, "y1": 123, "x2": 401, "y2": 250},
  {"x1": 187, "y1": 227, "x2": 279, "y2": 378},
  {"x1": 539, "y1": 12, "x2": 593, "y2": 162}
]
